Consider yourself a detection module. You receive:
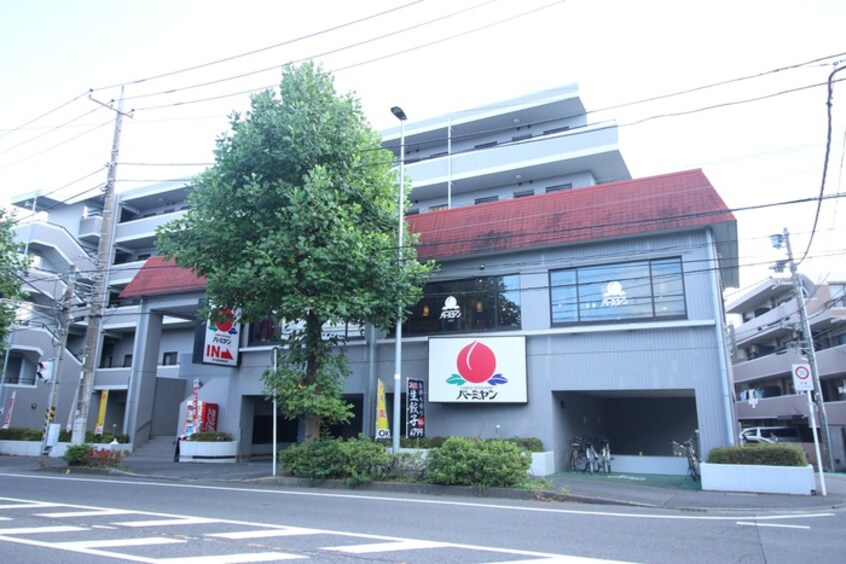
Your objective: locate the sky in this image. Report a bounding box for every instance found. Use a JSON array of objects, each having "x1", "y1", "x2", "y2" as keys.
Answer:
[{"x1": 0, "y1": 0, "x2": 844, "y2": 299}]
